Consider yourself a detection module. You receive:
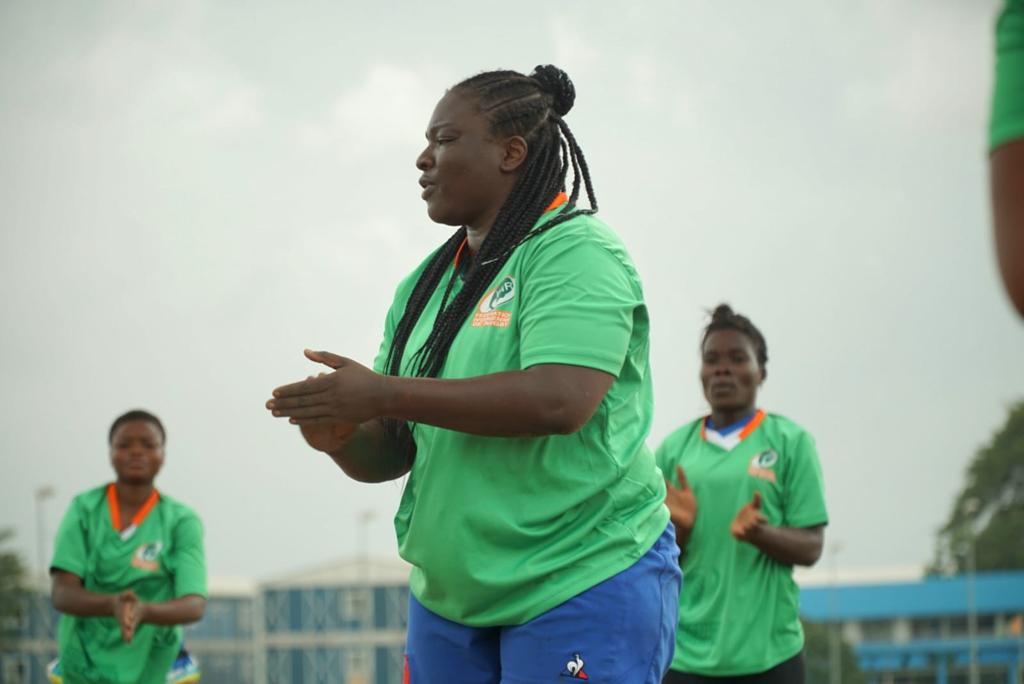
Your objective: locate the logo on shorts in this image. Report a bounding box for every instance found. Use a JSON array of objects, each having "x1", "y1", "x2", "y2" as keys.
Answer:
[
  {"x1": 472, "y1": 276, "x2": 515, "y2": 328},
  {"x1": 131, "y1": 541, "x2": 163, "y2": 571},
  {"x1": 560, "y1": 653, "x2": 589, "y2": 679},
  {"x1": 748, "y1": 449, "x2": 778, "y2": 483}
]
